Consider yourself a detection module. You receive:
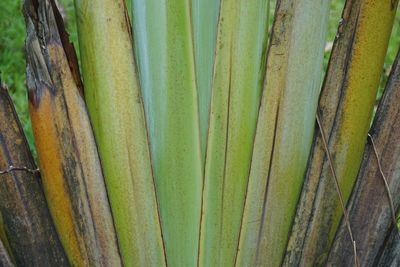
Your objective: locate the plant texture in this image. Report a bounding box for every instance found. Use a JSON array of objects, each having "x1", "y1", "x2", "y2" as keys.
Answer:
[{"x1": 0, "y1": 0, "x2": 398, "y2": 266}]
